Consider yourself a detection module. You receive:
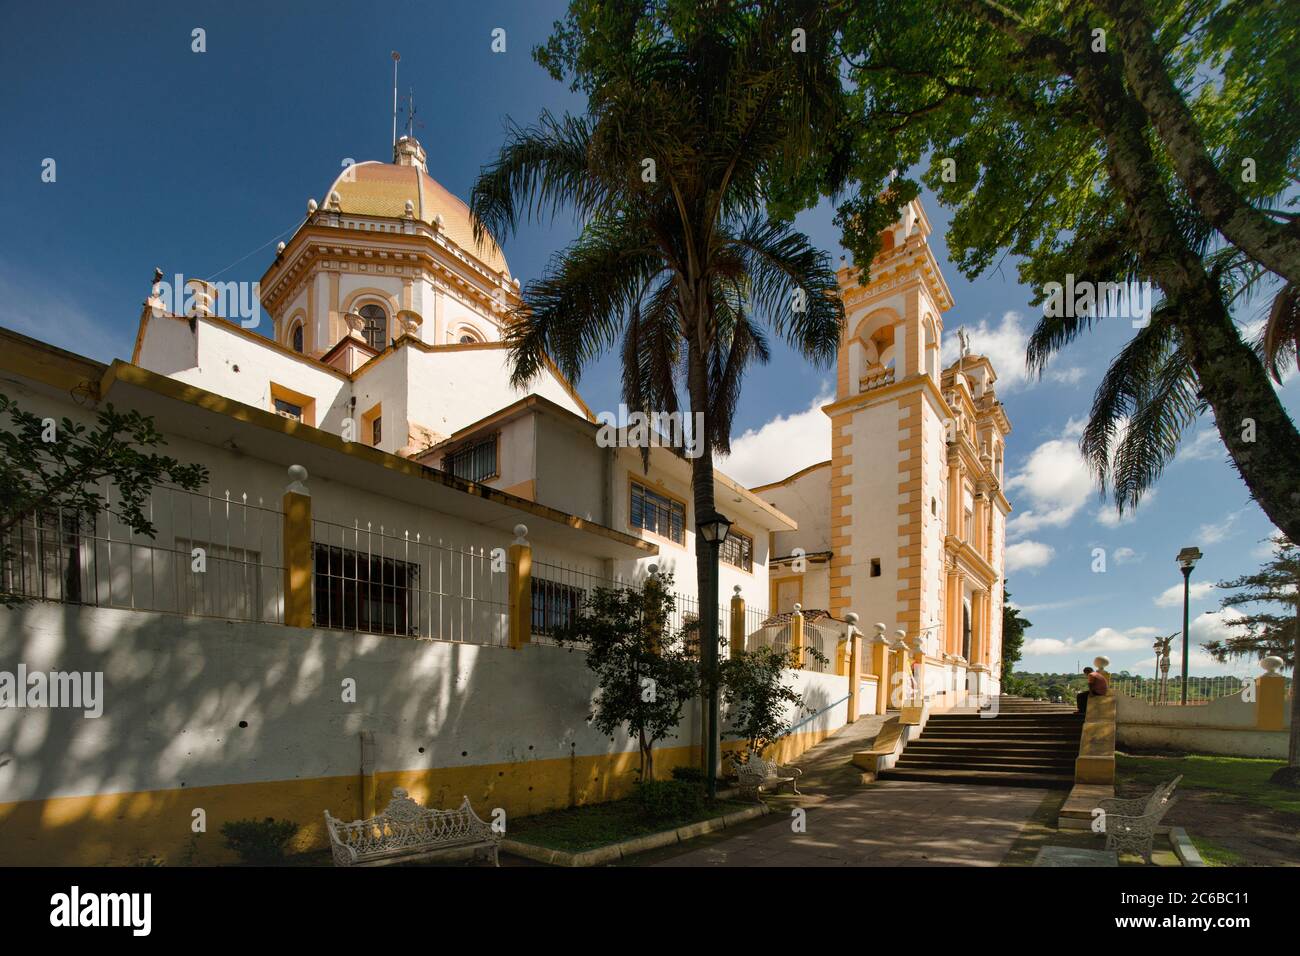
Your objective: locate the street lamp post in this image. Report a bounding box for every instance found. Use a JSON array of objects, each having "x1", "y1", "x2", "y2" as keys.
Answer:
[
  {"x1": 696, "y1": 509, "x2": 732, "y2": 799},
  {"x1": 1176, "y1": 546, "x2": 1203, "y2": 705}
]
